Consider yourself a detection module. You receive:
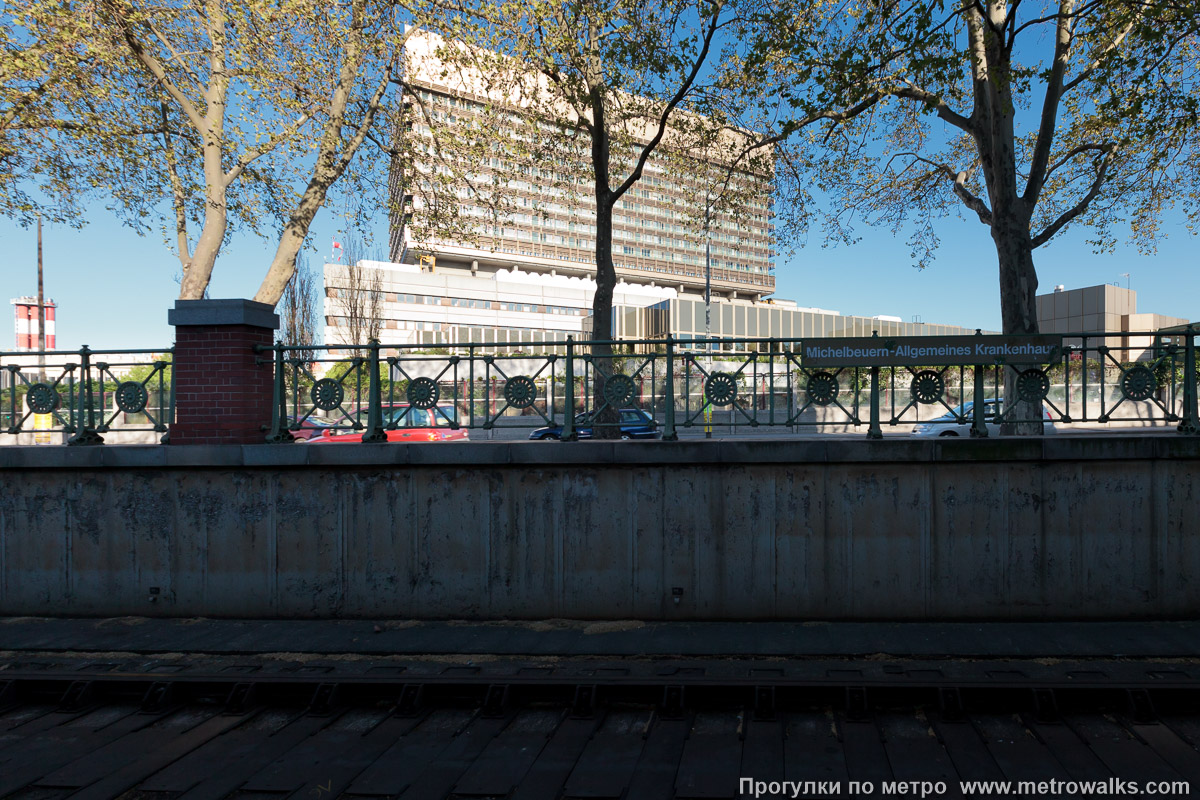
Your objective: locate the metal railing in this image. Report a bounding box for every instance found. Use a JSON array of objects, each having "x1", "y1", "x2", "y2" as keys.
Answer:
[
  {"x1": 4, "y1": 331, "x2": 1192, "y2": 444},
  {"x1": 1, "y1": 347, "x2": 173, "y2": 445},
  {"x1": 258, "y1": 326, "x2": 1198, "y2": 442}
]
